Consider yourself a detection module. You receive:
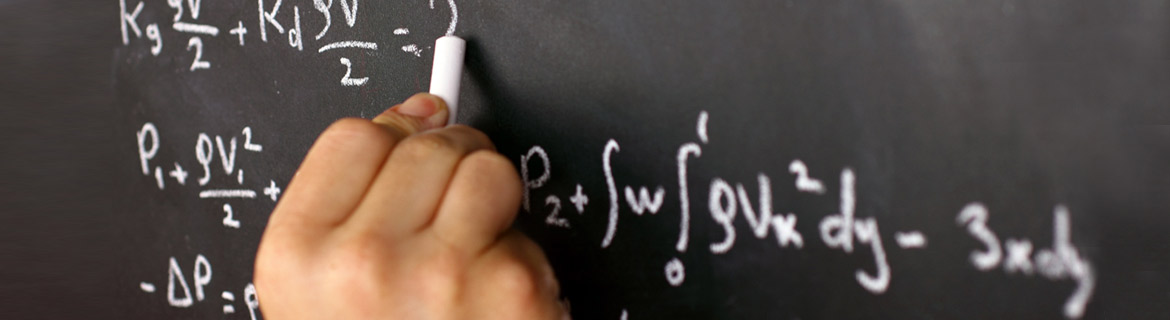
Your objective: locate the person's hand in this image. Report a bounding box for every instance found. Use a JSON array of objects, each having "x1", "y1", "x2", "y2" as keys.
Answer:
[{"x1": 255, "y1": 93, "x2": 566, "y2": 319}]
